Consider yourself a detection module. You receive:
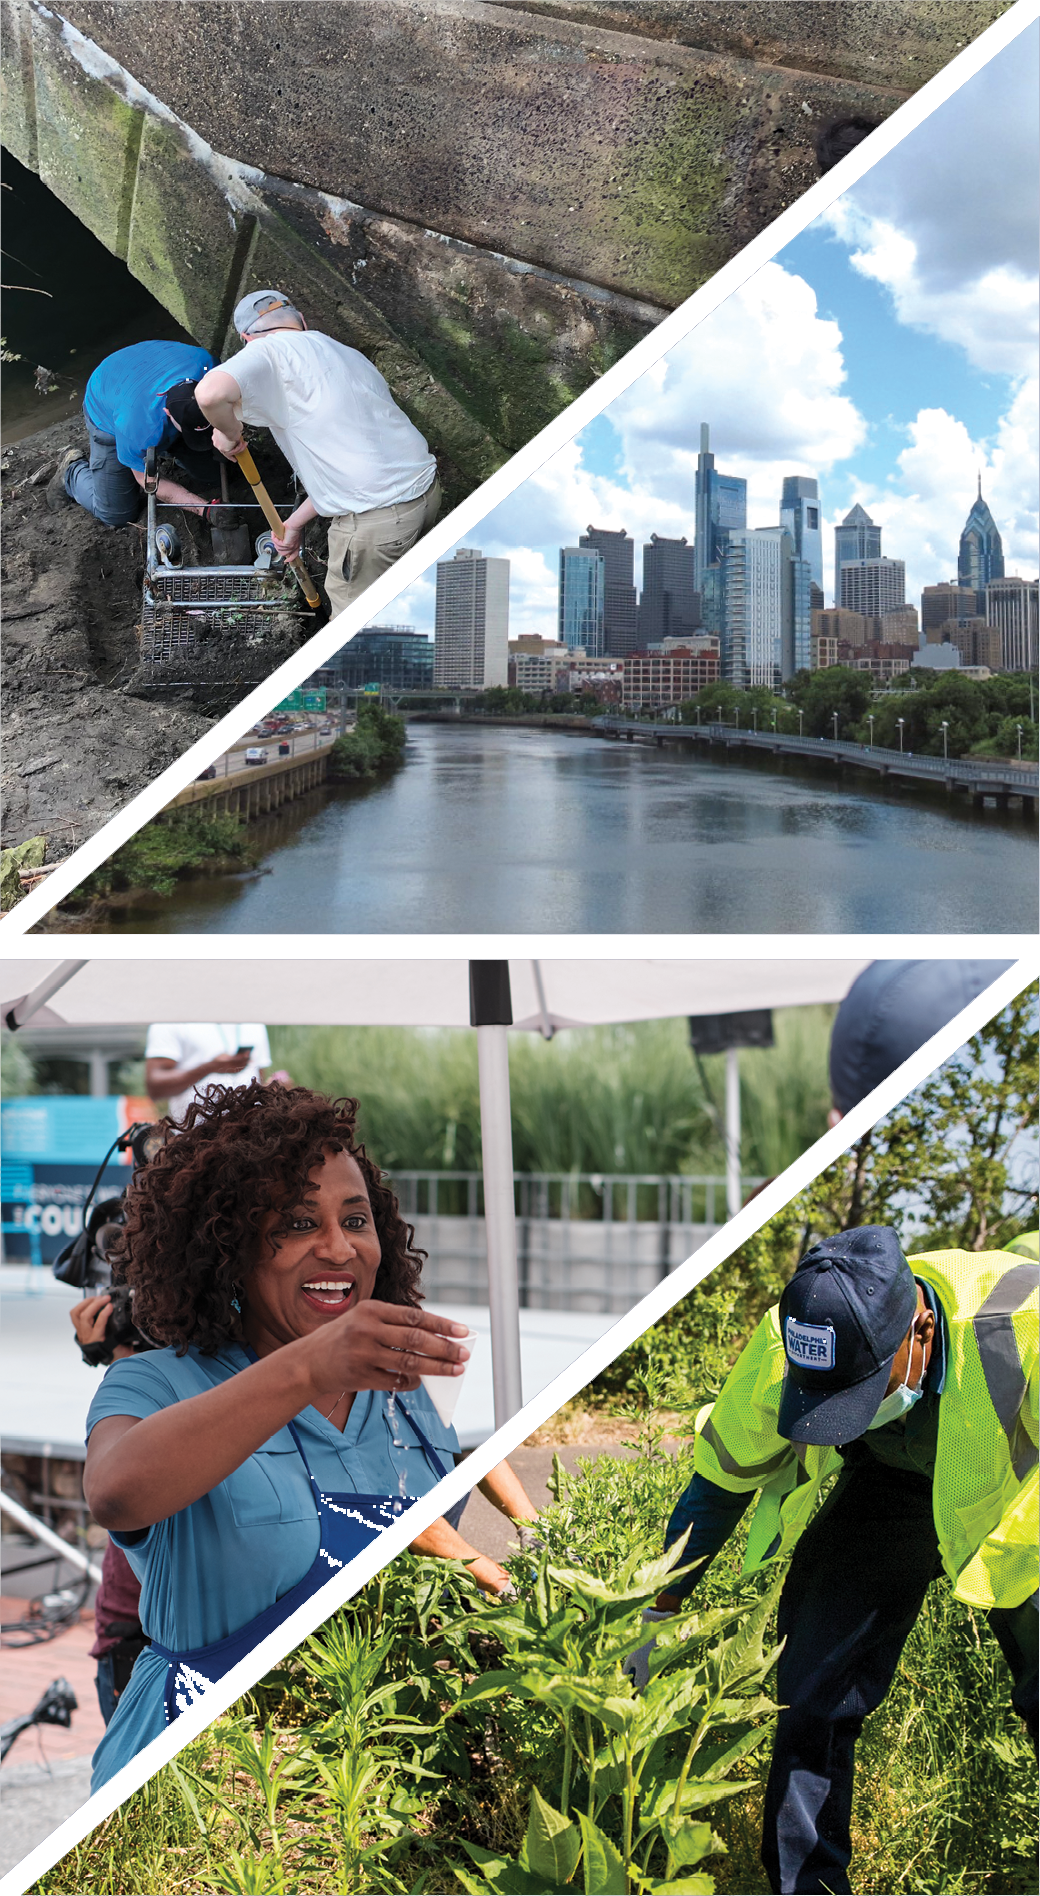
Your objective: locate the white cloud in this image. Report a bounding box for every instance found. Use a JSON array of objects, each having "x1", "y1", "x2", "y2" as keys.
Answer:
[
  {"x1": 822, "y1": 198, "x2": 1038, "y2": 379},
  {"x1": 831, "y1": 384, "x2": 1039, "y2": 606}
]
